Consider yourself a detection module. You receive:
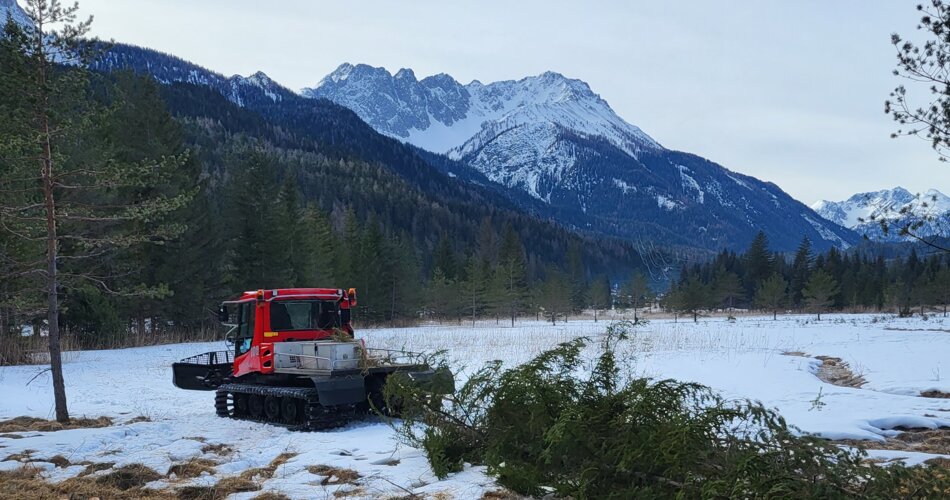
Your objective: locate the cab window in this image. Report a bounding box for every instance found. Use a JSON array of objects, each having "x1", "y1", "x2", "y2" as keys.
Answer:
[
  {"x1": 236, "y1": 302, "x2": 255, "y2": 356},
  {"x1": 269, "y1": 301, "x2": 340, "y2": 330}
]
